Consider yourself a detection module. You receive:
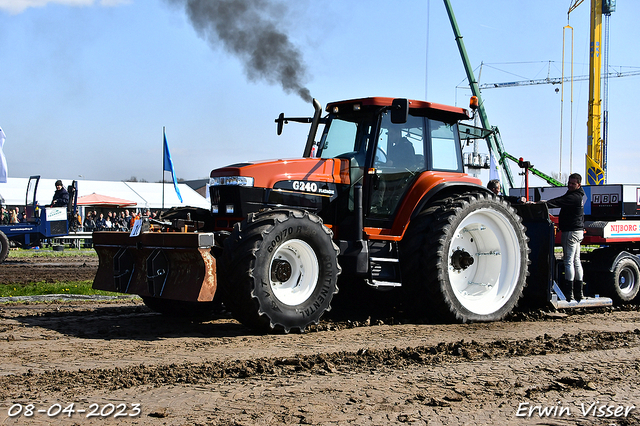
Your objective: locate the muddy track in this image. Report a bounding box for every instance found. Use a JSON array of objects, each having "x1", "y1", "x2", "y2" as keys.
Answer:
[
  {"x1": 1, "y1": 327, "x2": 639, "y2": 399},
  {"x1": 0, "y1": 254, "x2": 98, "y2": 284},
  {"x1": 1, "y1": 255, "x2": 640, "y2": 425},
  {"x1": 1, "y1": 300, "x2": 640, "y2": 425}
]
